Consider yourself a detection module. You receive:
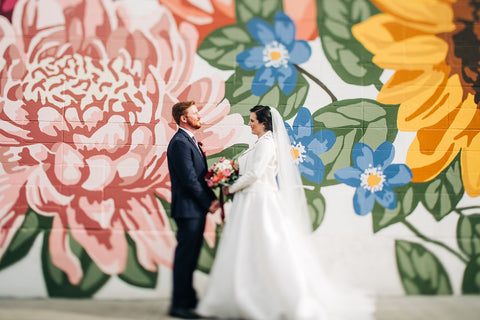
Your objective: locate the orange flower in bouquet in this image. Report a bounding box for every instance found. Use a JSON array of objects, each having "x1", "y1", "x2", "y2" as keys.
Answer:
[
  {"x1": 205, "y1": 157, "x2": 239, "y2": 189},
  {"x1": 205, "y1": 157, "x2": 239, "y2": 222}
]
